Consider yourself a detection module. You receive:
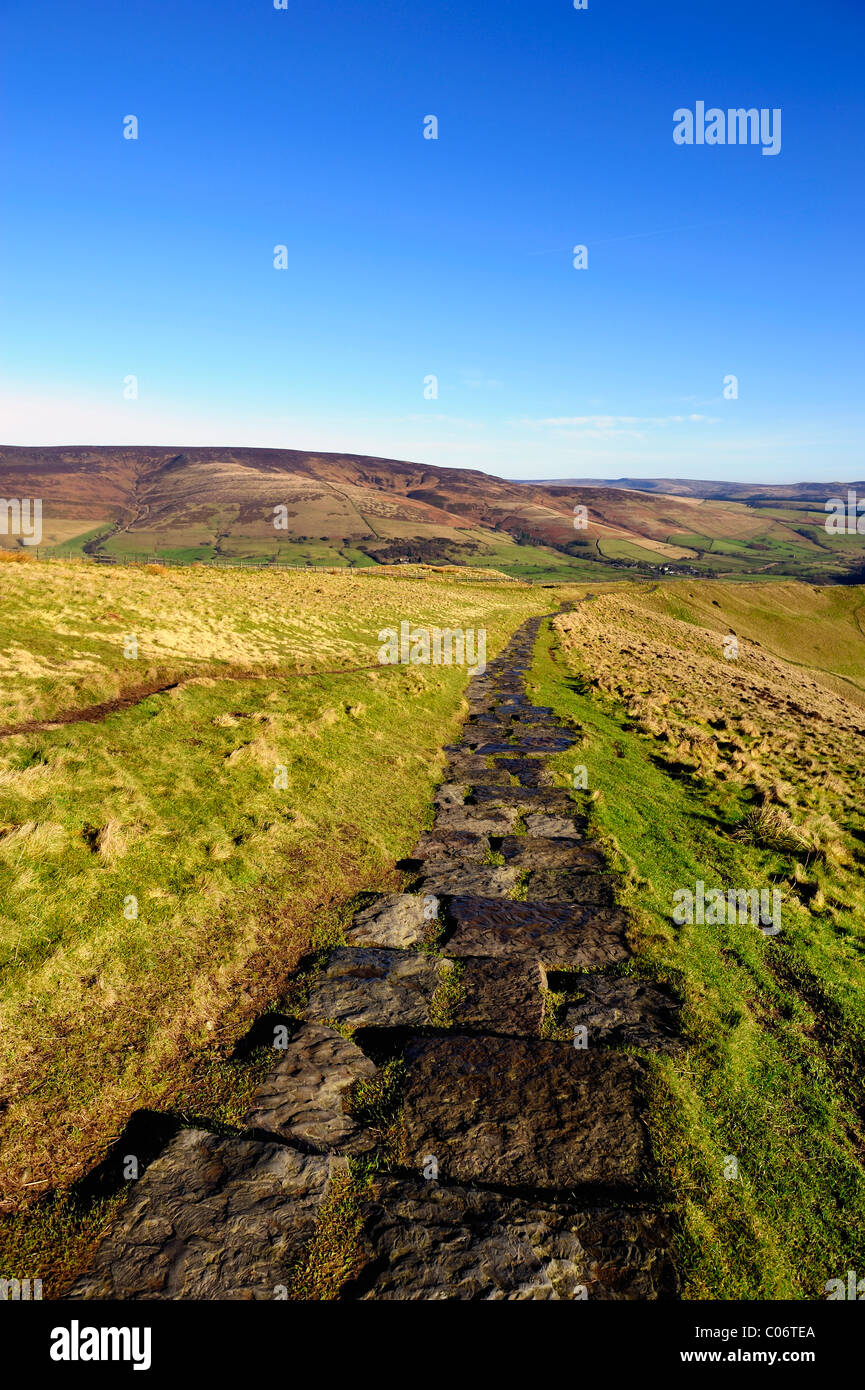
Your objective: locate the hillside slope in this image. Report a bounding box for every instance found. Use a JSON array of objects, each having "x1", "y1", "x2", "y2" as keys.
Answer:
[{"x1": 2, "y1": 445, "x2": 864, "y2": 581}]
